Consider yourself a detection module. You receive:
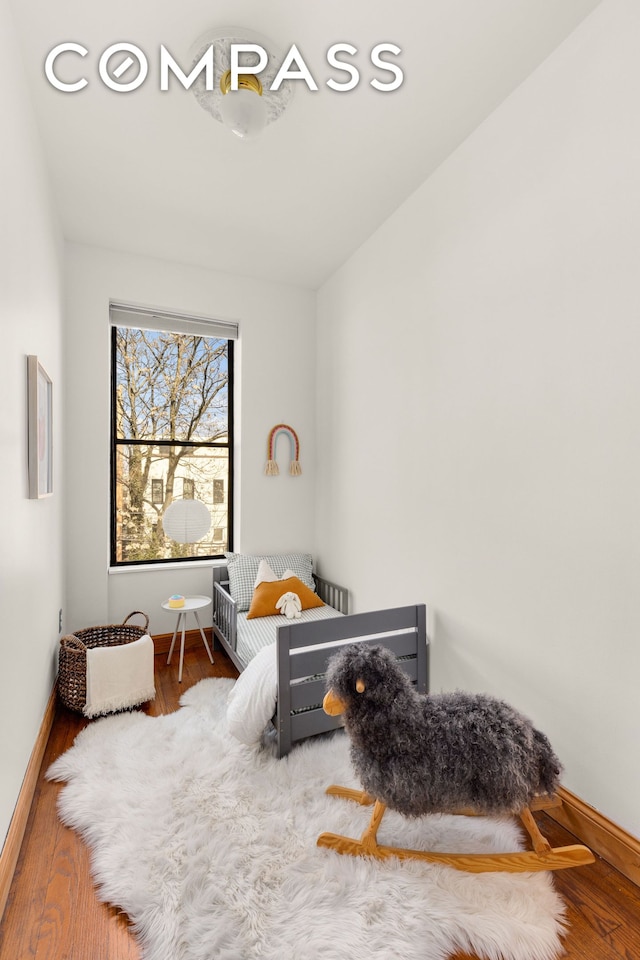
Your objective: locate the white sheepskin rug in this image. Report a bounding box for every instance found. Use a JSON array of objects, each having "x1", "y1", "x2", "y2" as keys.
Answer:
[{"x1": 47, "y1": 678, "x2": 567, "y2": 960}]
